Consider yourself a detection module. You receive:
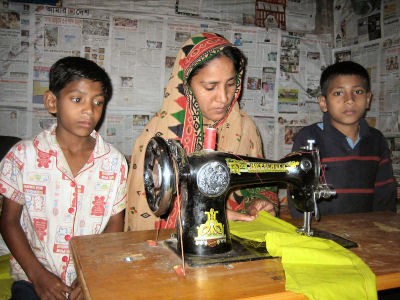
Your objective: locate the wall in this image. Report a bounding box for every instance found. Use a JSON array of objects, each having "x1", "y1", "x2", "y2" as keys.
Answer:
[{"x1": 0, "y1": 0, "x2": 398, "y2": 164}]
